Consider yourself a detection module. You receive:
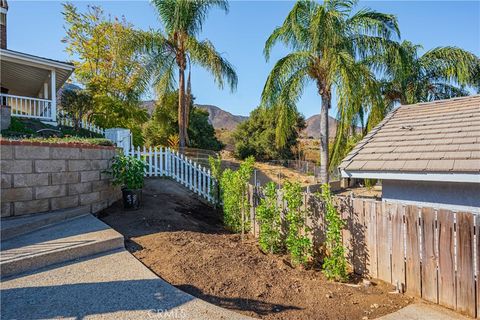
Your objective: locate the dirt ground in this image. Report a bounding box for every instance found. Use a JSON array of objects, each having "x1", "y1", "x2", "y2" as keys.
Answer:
[{"x1": 100, "y1": 179, "x2": 413, "y2": 320}]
